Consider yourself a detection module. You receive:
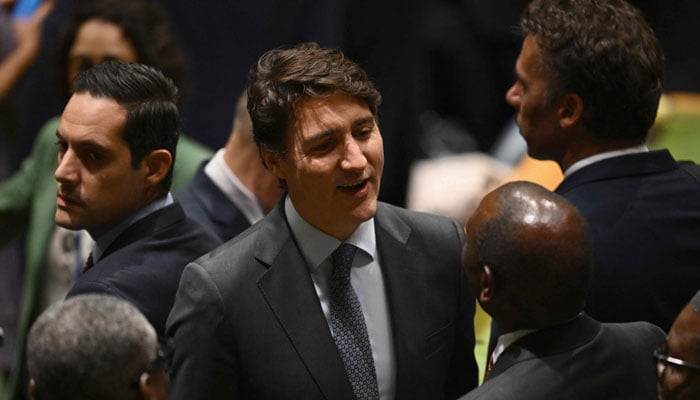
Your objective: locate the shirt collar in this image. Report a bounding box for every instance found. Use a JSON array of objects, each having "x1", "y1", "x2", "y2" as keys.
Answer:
[
  {"x1": 92, "y1": 193, "x2": 174, "y2": 262},
  {"x1": 564, "y1": 144, "x2": 648, "y2": 178},
  {"x1": 492, "y1": 328, "x2": 537, "y2": 364},
  {"x1": 204, "y1": 149, "x2": 265, "y2": 224},
  {"x1": 284, "y1": 196, "x2": 376, "y2": 273}
]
